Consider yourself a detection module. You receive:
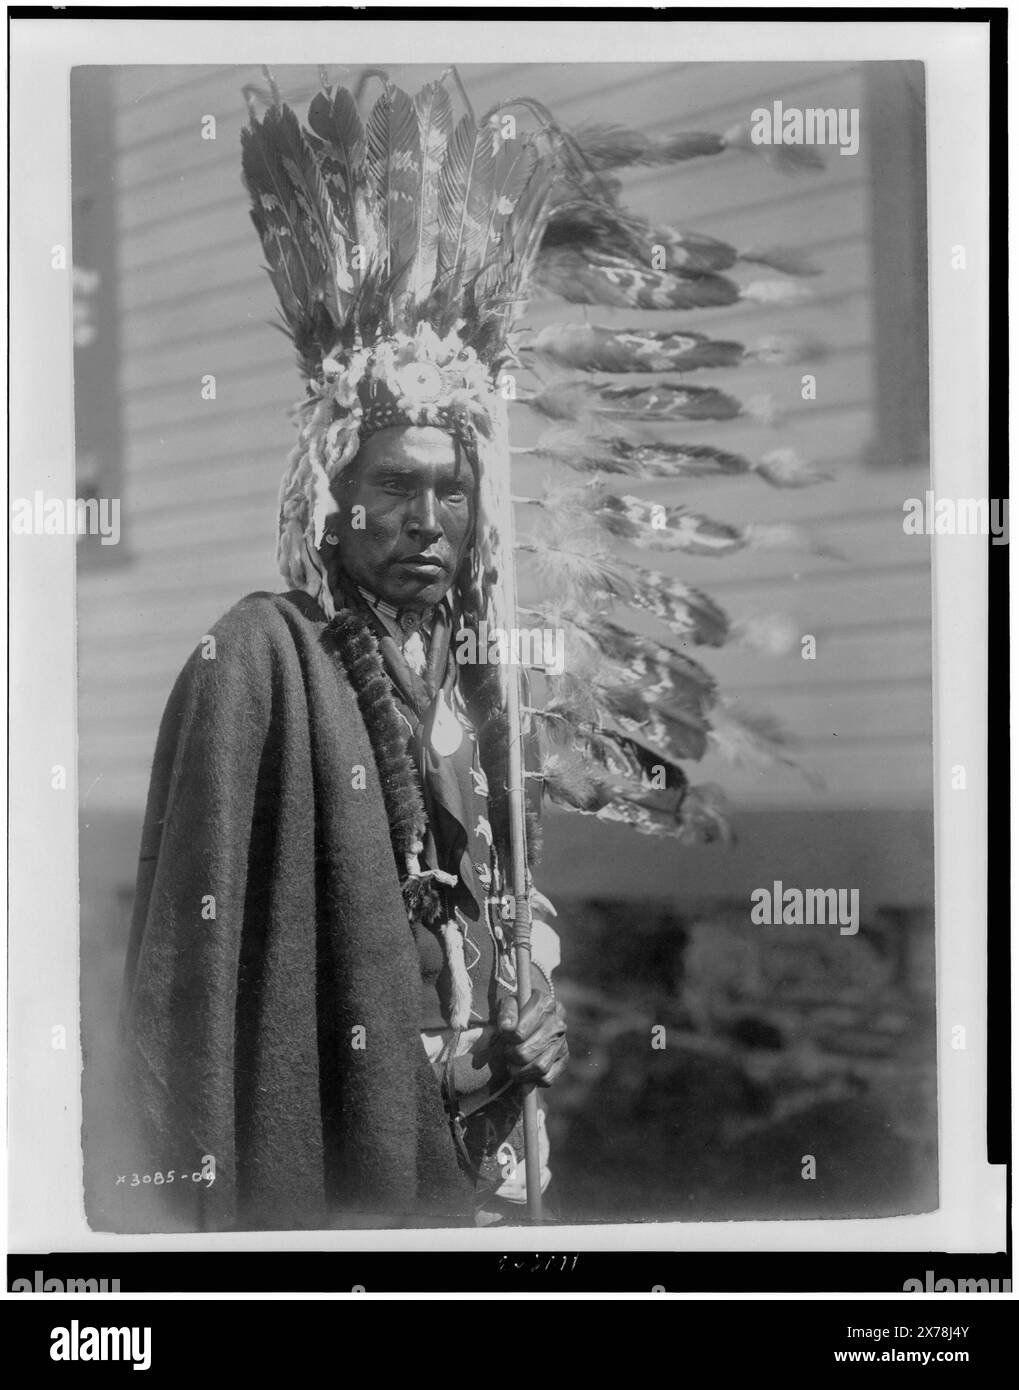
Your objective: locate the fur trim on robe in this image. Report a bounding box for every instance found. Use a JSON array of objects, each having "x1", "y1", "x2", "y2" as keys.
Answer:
[{"x1": 111, "y1": 590, "x2": 474, "y2": 1232}]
